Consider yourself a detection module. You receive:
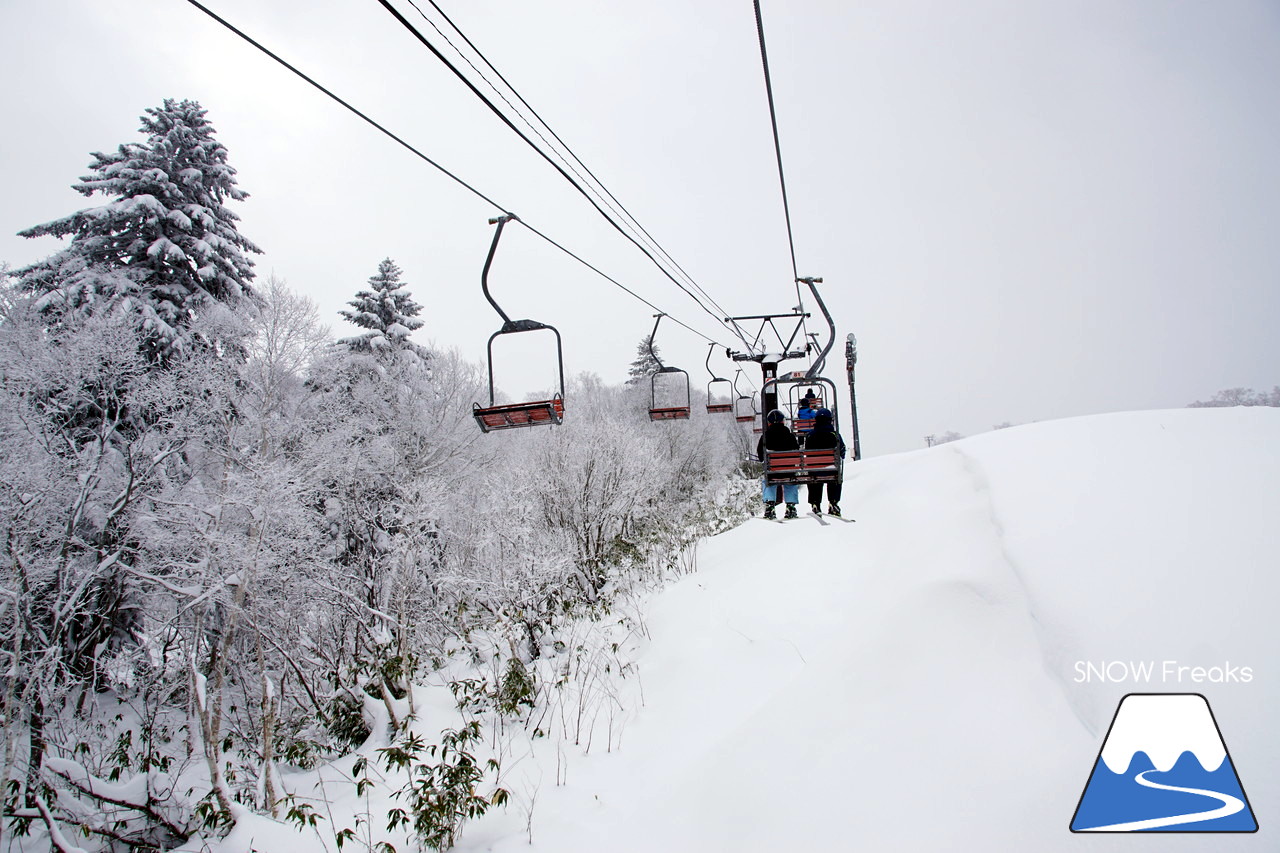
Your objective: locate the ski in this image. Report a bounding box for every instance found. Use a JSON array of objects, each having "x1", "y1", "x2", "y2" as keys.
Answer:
[{"x1": 809, "y1": 512, "x2": 829, "y2": 526}]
